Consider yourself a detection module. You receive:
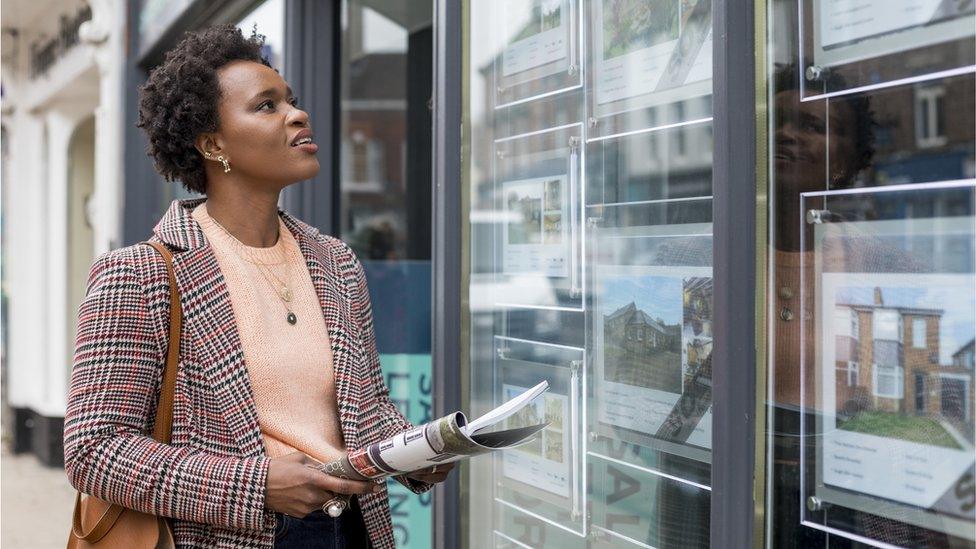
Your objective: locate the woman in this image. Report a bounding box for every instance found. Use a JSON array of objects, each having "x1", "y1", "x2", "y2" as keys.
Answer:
[{"x1": 63, "y1": 25, "x2": 451, "y2": 549}]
